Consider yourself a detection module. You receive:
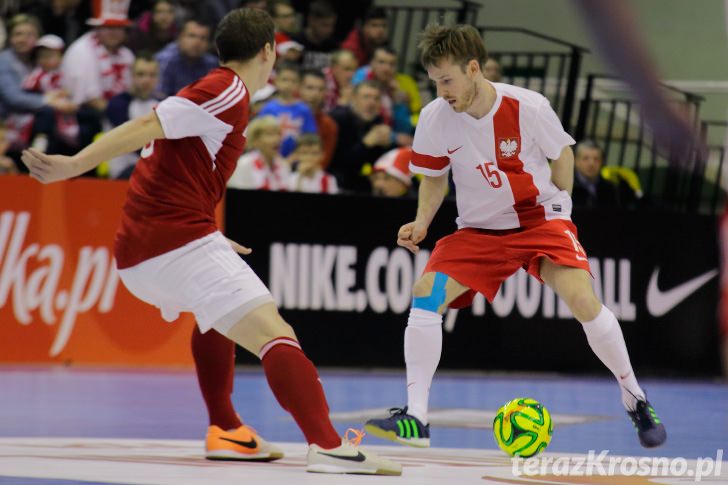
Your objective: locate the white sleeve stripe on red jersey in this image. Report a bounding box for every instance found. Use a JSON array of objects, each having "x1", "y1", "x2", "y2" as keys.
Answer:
[
  {"x1": 202, "y1": 79, "x2": 243, "y2": 114},
  {"x1": 209, "y1": 85, "x2": 247, "y2": 116},
  {"x1": 199, "y1": 76, "x2": 239, "y2": 109},
  {"x1": 204, "y1": 80, "x2": 243, "y2": 114},
  {"x1": 199, "y1": 76, "x2": 241, "y2": 111}
]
